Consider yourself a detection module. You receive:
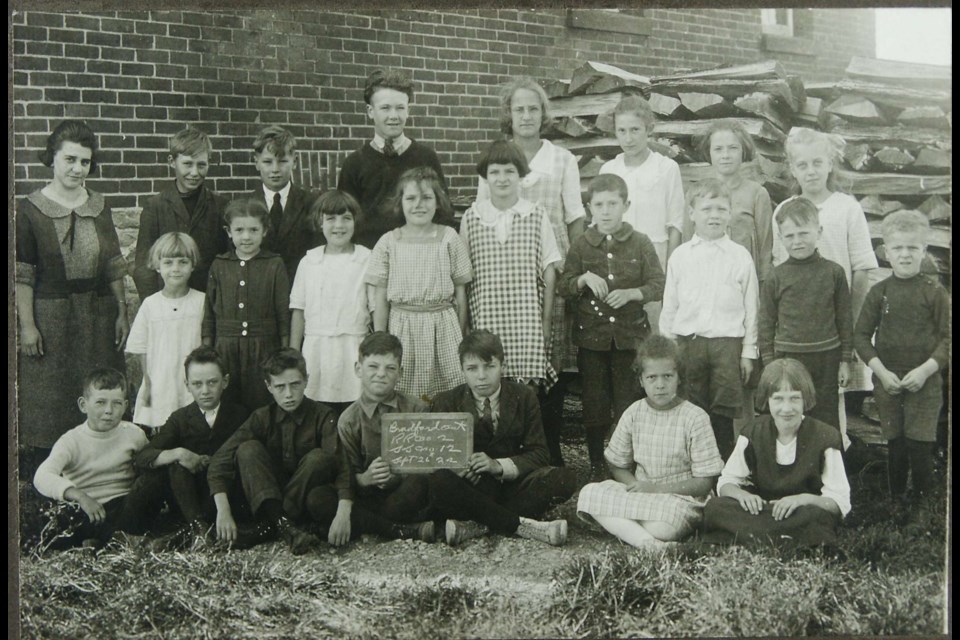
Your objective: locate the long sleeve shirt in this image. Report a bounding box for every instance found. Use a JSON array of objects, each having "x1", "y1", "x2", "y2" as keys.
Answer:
[
  {"x1": 599, "y1": 152, "x2": 685, "y2": 245},
  {"x1": 854, "y1": 273, "x2": 951, "y2": 373},
  {"x1": 559, "y1": 222, "x2": 665, "y2": 350},
  {"x1": 34, "y1": 421, "x2": 147, "y2": 503},
  {"x1": 207, "y1": 398, "x2": 349, "y2": 499},
  {"x1": 758, "y1": 251, "x2": 853, "y2": 365},
  {"x1": 659, "y1": 234, "x2": 759, "y2": 359}
]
